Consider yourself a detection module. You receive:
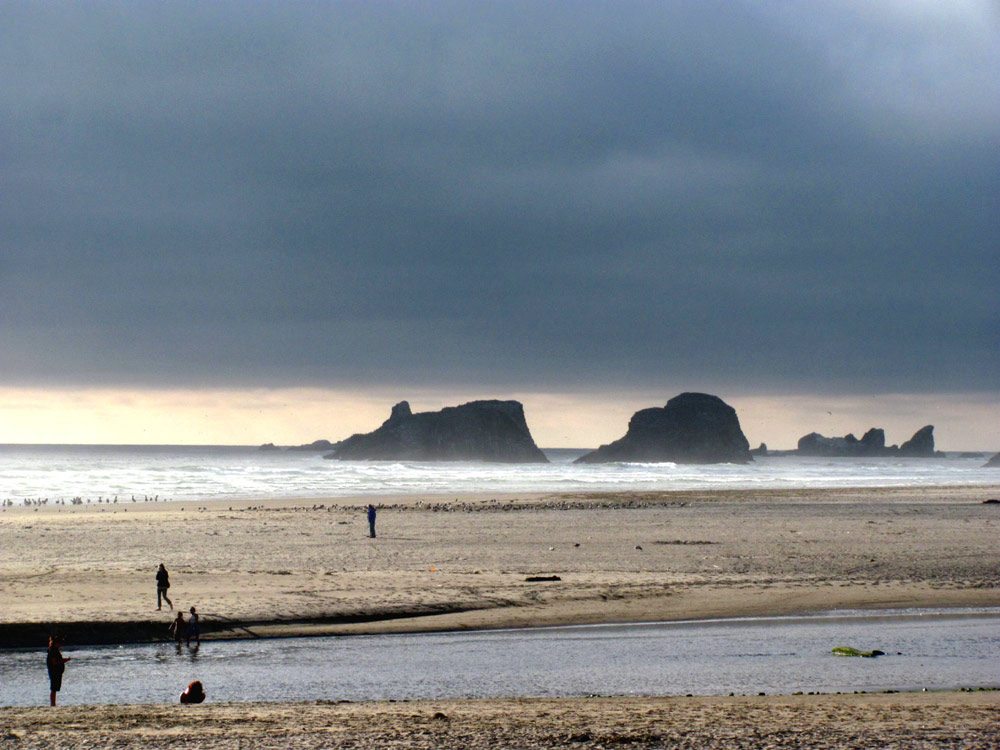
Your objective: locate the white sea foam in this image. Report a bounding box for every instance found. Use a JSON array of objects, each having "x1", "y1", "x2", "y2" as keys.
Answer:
[{"x1": 1, "y1": 445, "x2": 997, "y2": 502}]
